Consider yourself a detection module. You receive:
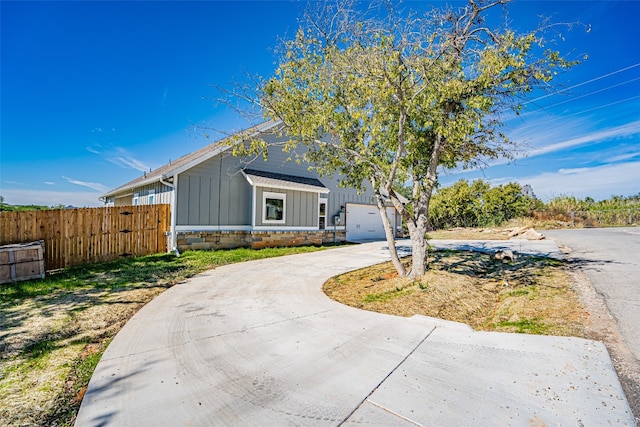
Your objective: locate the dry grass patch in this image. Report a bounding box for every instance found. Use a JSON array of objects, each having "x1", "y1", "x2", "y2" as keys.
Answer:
[
  {"x1": 324, "y1": 251, "x2": 588, "y2": 336},
  {"x1": 425, "y1": 218, "x2": 573, "y2": 241},
  {"x1": 0, "y1": 286, "x2": 164, "y2": 426},
  {"x1": 427, "y1": 227, "x2": 509, "y2": 240},
  {"x1": 0, "y1": 245, "x2": 328, "y2": 427}
]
